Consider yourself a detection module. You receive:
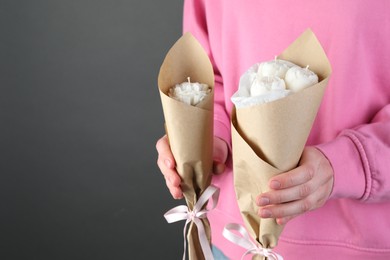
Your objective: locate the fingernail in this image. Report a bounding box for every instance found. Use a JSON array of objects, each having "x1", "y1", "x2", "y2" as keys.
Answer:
[
  {"x1": 258, "y1": 197, "x2": 269, "y2": 206},
  {"x1": 260, "y1": 209, "x2": 272, "y2": 218},
  {"x1": 270, "y1": 180, "x2": 281, "y2": 189},
  {"x1": 175, "y1": 193, "x2": 183, "y2": 200},
  {"x1": 215, "y1": 163, "x2": 225, "y2": 174},
  {"x1": 164, "y1": 159, "x2": 172, "y2": 168},
  {"x1": 277, "y1": 218, "x2": 286, "y2": 225}
]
